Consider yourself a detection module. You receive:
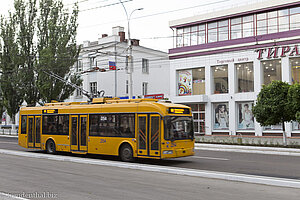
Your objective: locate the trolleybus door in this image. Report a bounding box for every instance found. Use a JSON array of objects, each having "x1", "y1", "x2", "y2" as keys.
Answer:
[
  {"x1": 28, "y1": 116, "x2": 34, "y2": 148},
  {"x1": 70, "y1": 115, "x2": 78, "y2": 151},
  {"x1": 149, "y1": 115, "x2": 160, "y2": 157},
  {"x1": 137, "y1": 114, "x2": 148, "y2": 156},
  {"x1": 79, "y1": 115, "x2": 88, "y2": 151},
  {"x1": 34, "y1": 116, "x2": 41, "y2": 148}
]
